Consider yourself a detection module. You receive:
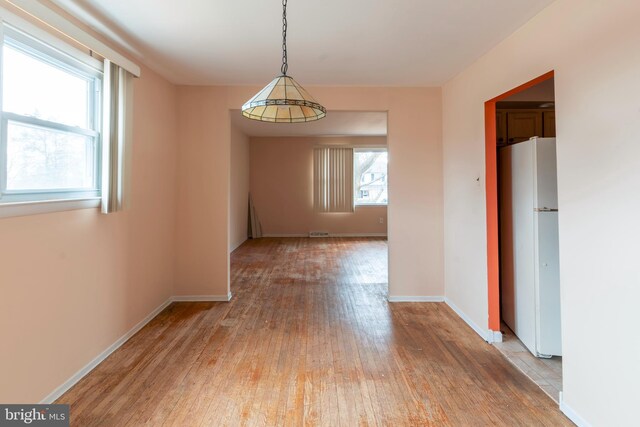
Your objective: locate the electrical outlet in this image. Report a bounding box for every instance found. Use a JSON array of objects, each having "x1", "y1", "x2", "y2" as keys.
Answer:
[{"x1": 379, "y1": 217, "x2": 384, "y2": 224}]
